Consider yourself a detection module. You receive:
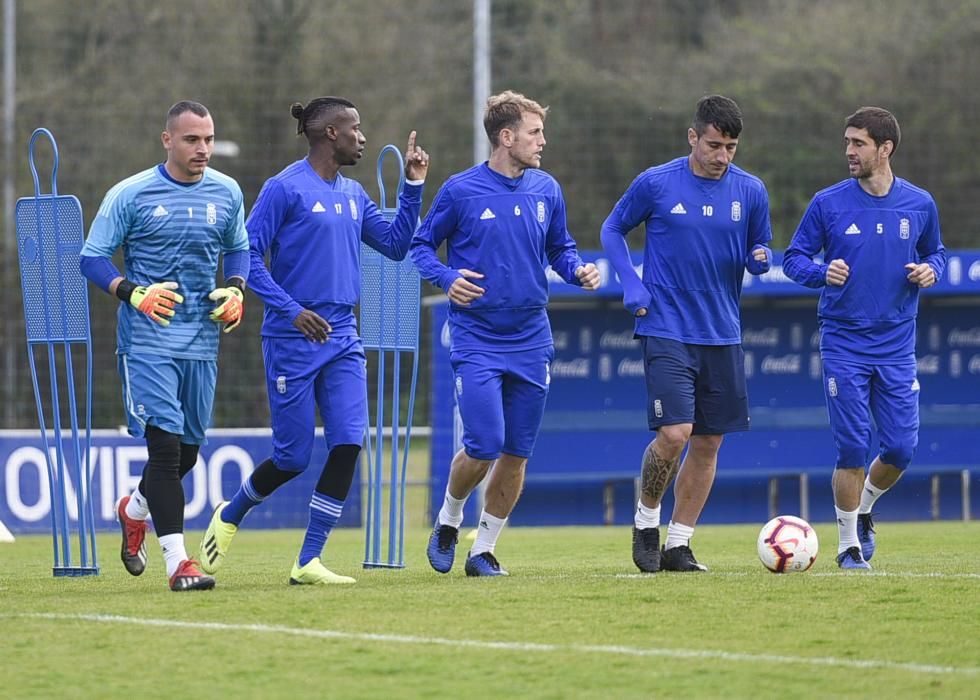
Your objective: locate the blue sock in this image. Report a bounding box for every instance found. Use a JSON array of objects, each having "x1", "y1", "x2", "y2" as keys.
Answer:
[
  {"x1": 298, "y1": 493, "x2": 344, "y2": 566},
  {"x1": 221, "y1": 476, "x2": 265, "y2": 526}
]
